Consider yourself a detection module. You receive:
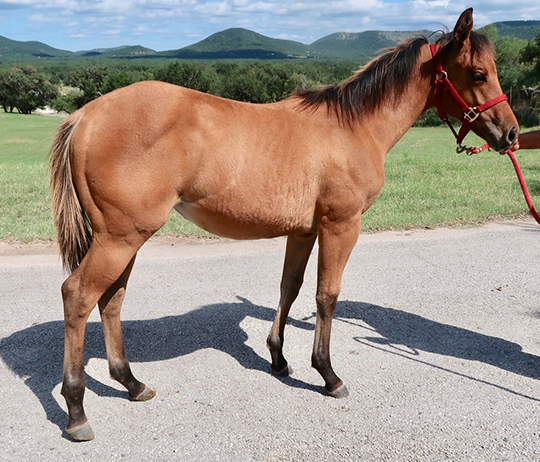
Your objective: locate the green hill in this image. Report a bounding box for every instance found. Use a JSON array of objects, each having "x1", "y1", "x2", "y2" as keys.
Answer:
[
  {"x1": 161, "y1": 28, "x2": 309, "y2": 59},
  {"x1": 492, "y1": 20, "x2": 540, "y2": 40},
  {"x1": 0, "y1": 35, "x2": 73, "y2": 60},
  {"x1": 162, "y1": 27, "x2": 432, "y2": 60},
  {"x1": 308, "y1": 30, "x2": 432, "y2": 59}
]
